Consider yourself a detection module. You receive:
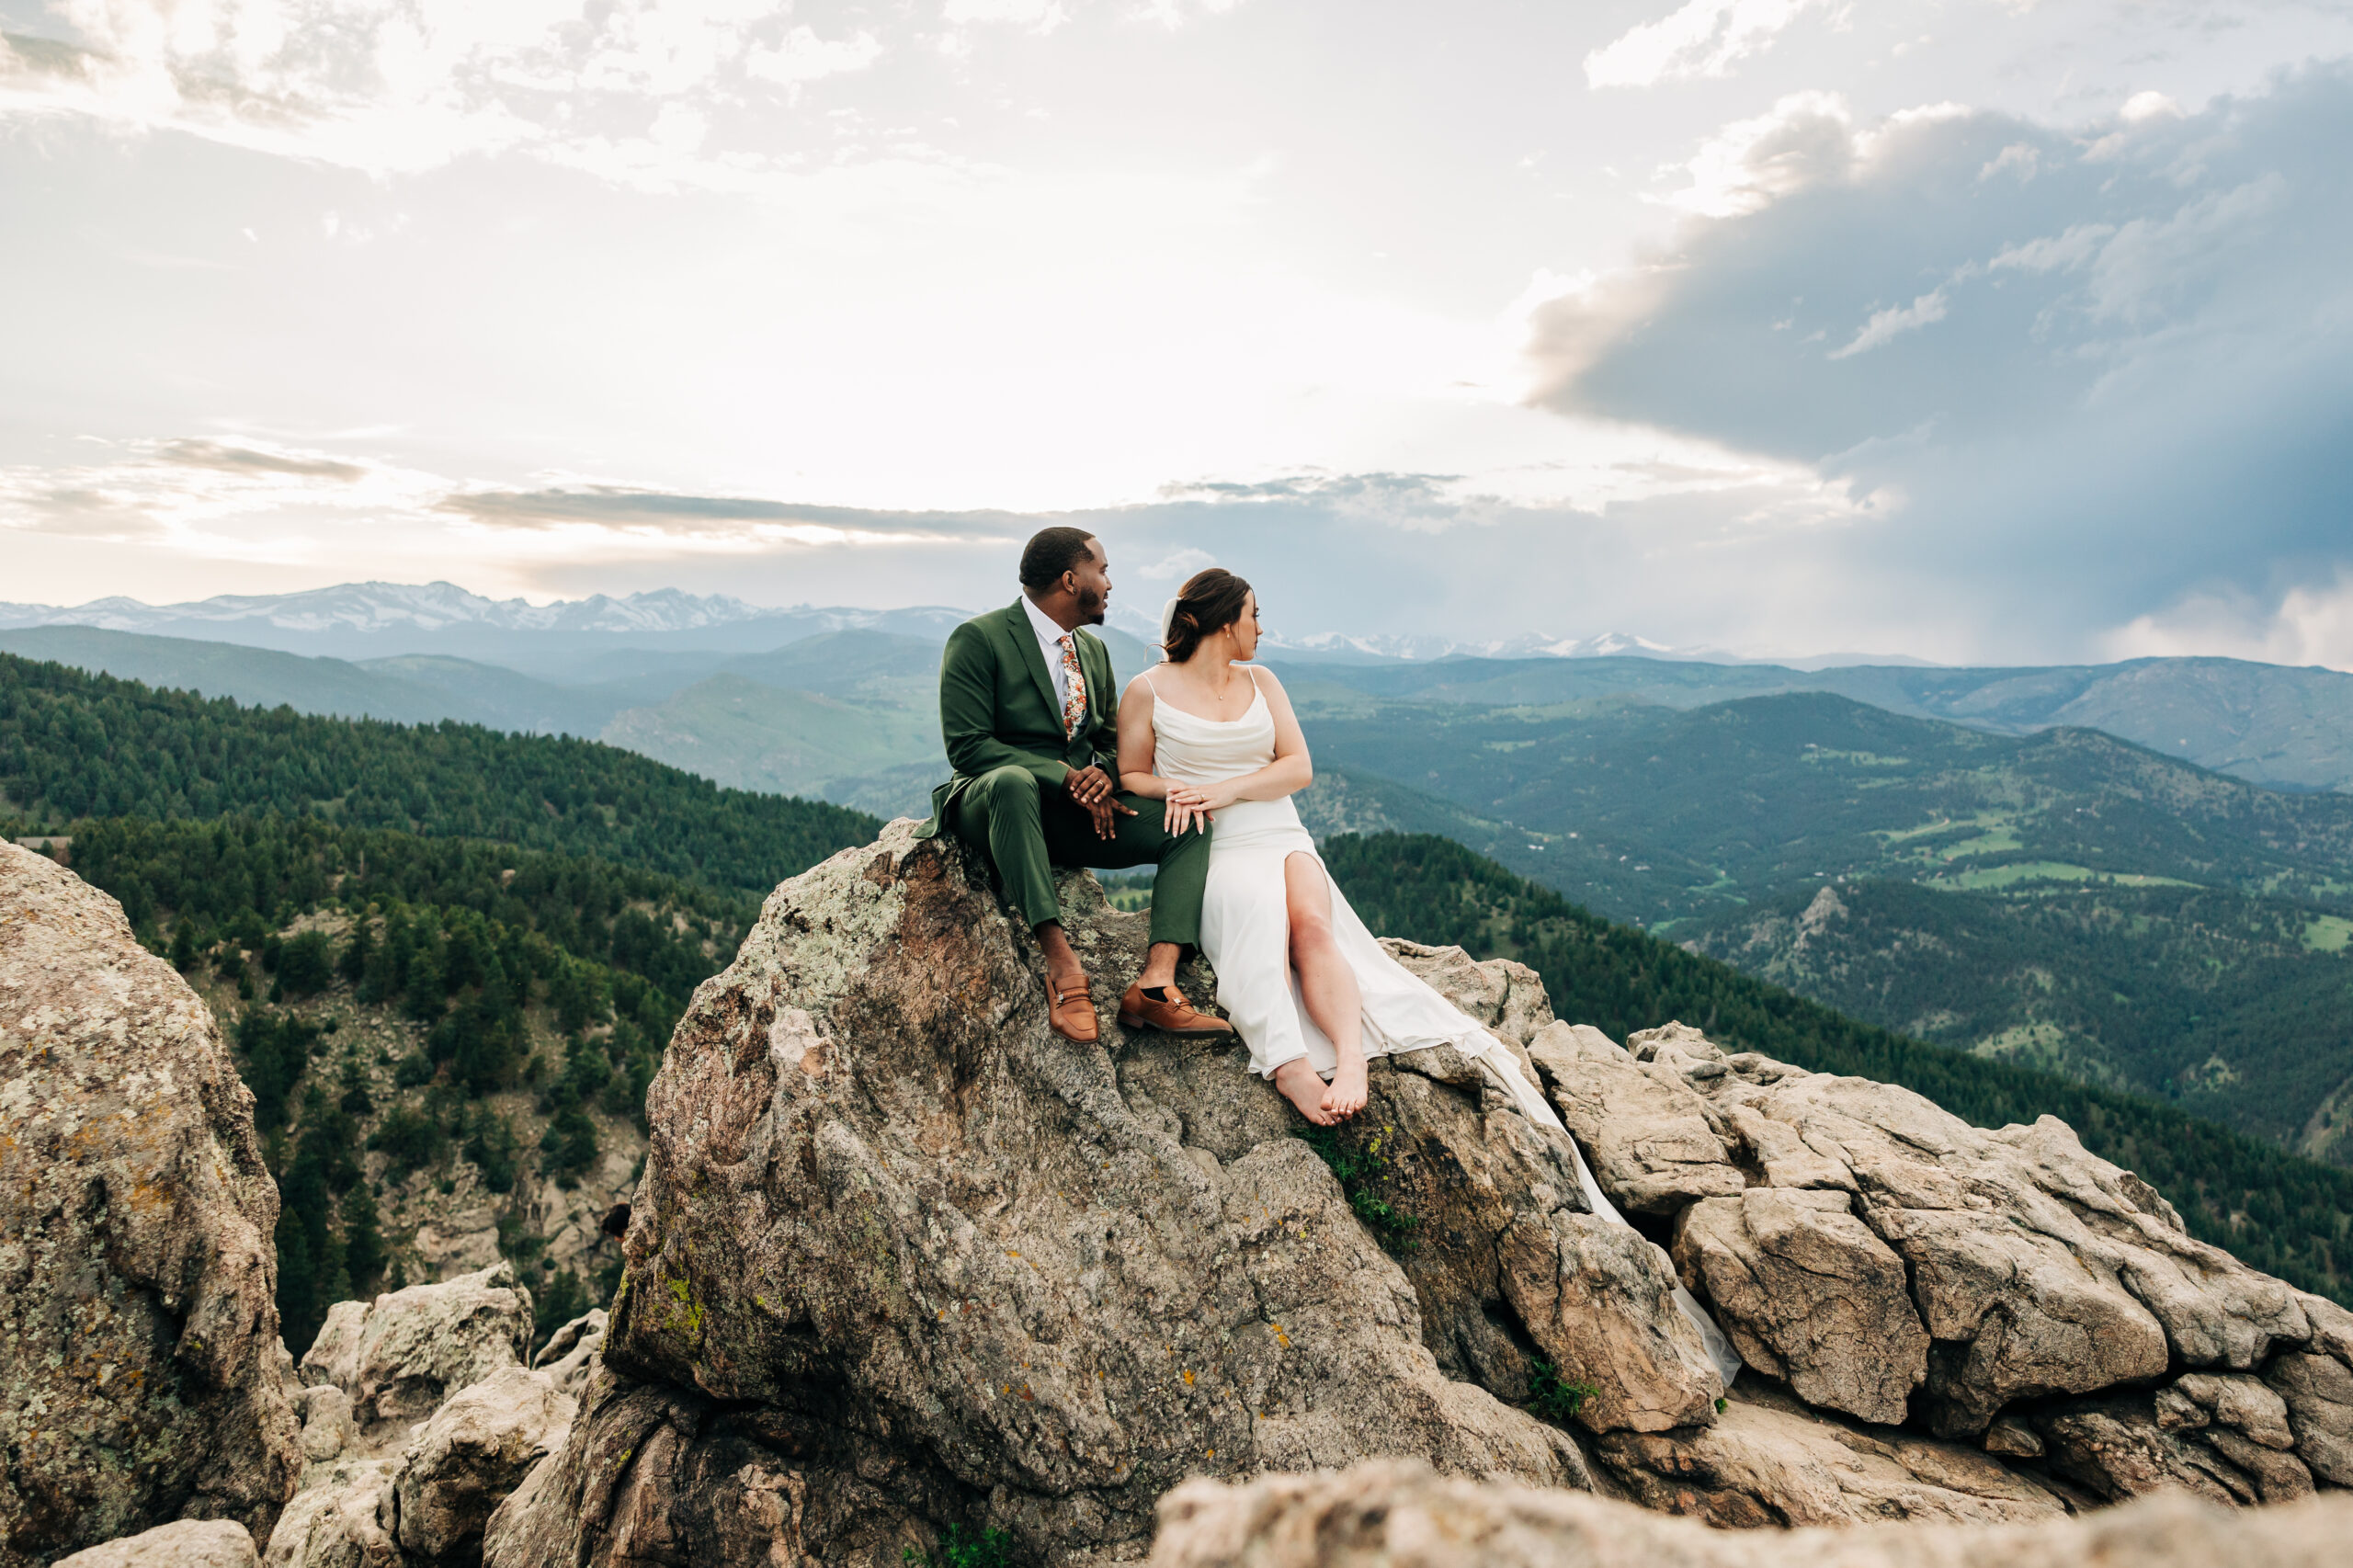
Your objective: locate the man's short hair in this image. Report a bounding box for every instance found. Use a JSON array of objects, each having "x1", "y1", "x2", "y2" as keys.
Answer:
[{"x1": 1019, "y1": 528, "x2": 1099, "y2": 591}]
